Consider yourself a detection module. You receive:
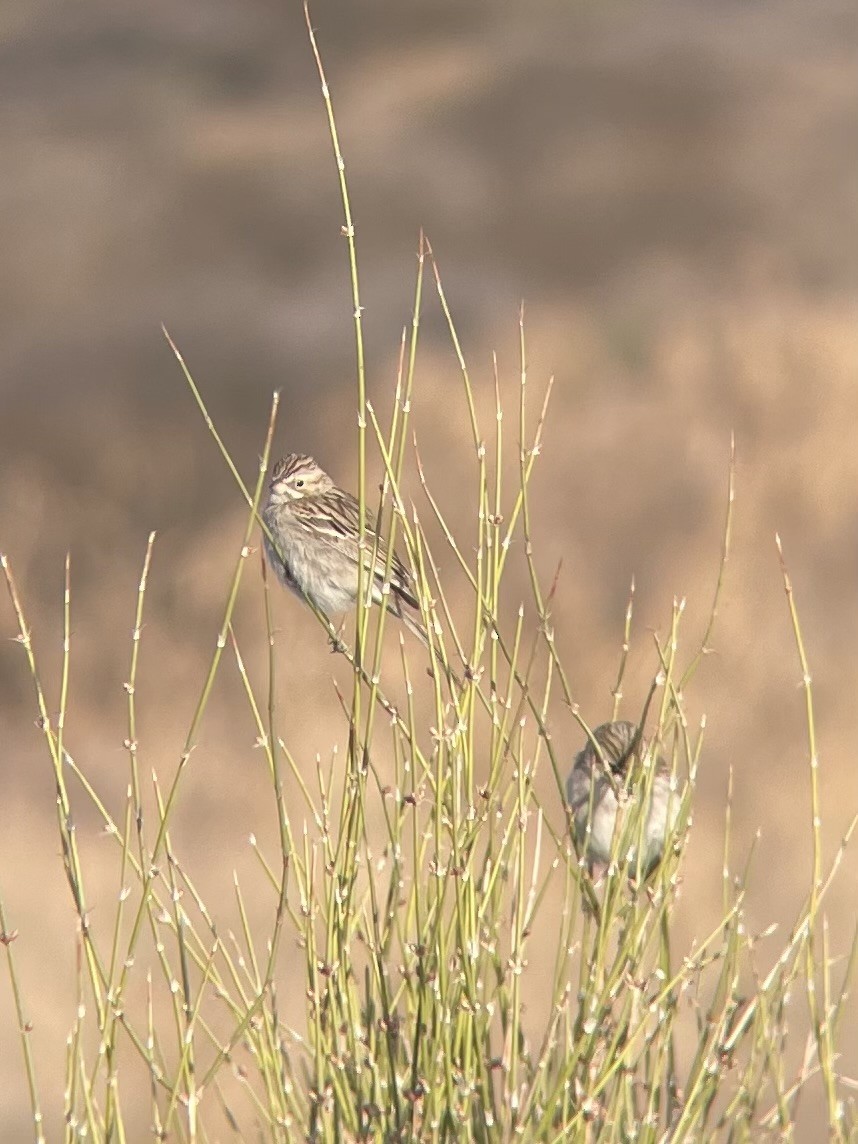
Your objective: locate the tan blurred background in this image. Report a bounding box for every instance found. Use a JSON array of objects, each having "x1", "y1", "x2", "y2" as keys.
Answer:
[{"x1": 0, "y1": 0, "x2": 856, "y2": 1137}]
